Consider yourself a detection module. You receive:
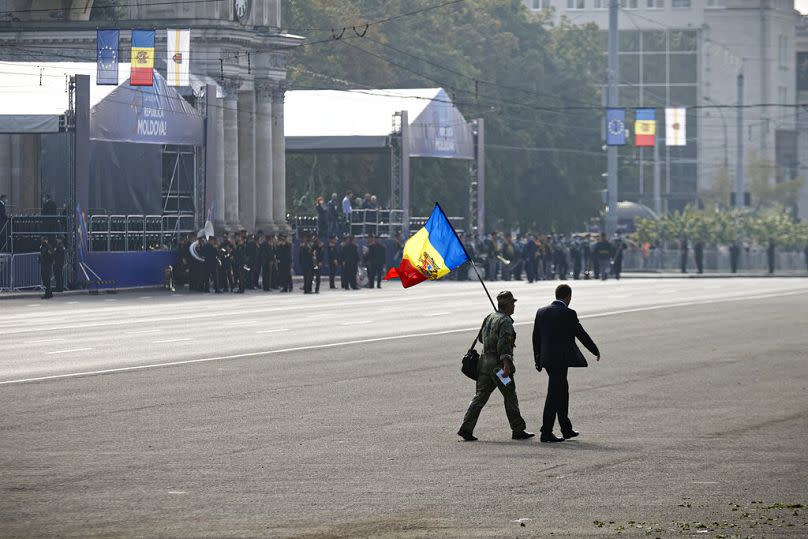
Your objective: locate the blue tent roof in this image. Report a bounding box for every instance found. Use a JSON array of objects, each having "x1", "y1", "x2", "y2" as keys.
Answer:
[{"x1": 91, "y1": 71, "x2": 204, "y2": 146}]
